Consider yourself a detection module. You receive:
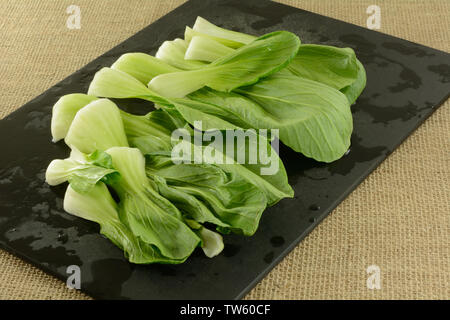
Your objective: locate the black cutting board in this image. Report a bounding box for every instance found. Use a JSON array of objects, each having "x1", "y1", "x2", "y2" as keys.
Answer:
[{"x1": 0, "y1": 0, "x2": 449, "y2": 300}]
